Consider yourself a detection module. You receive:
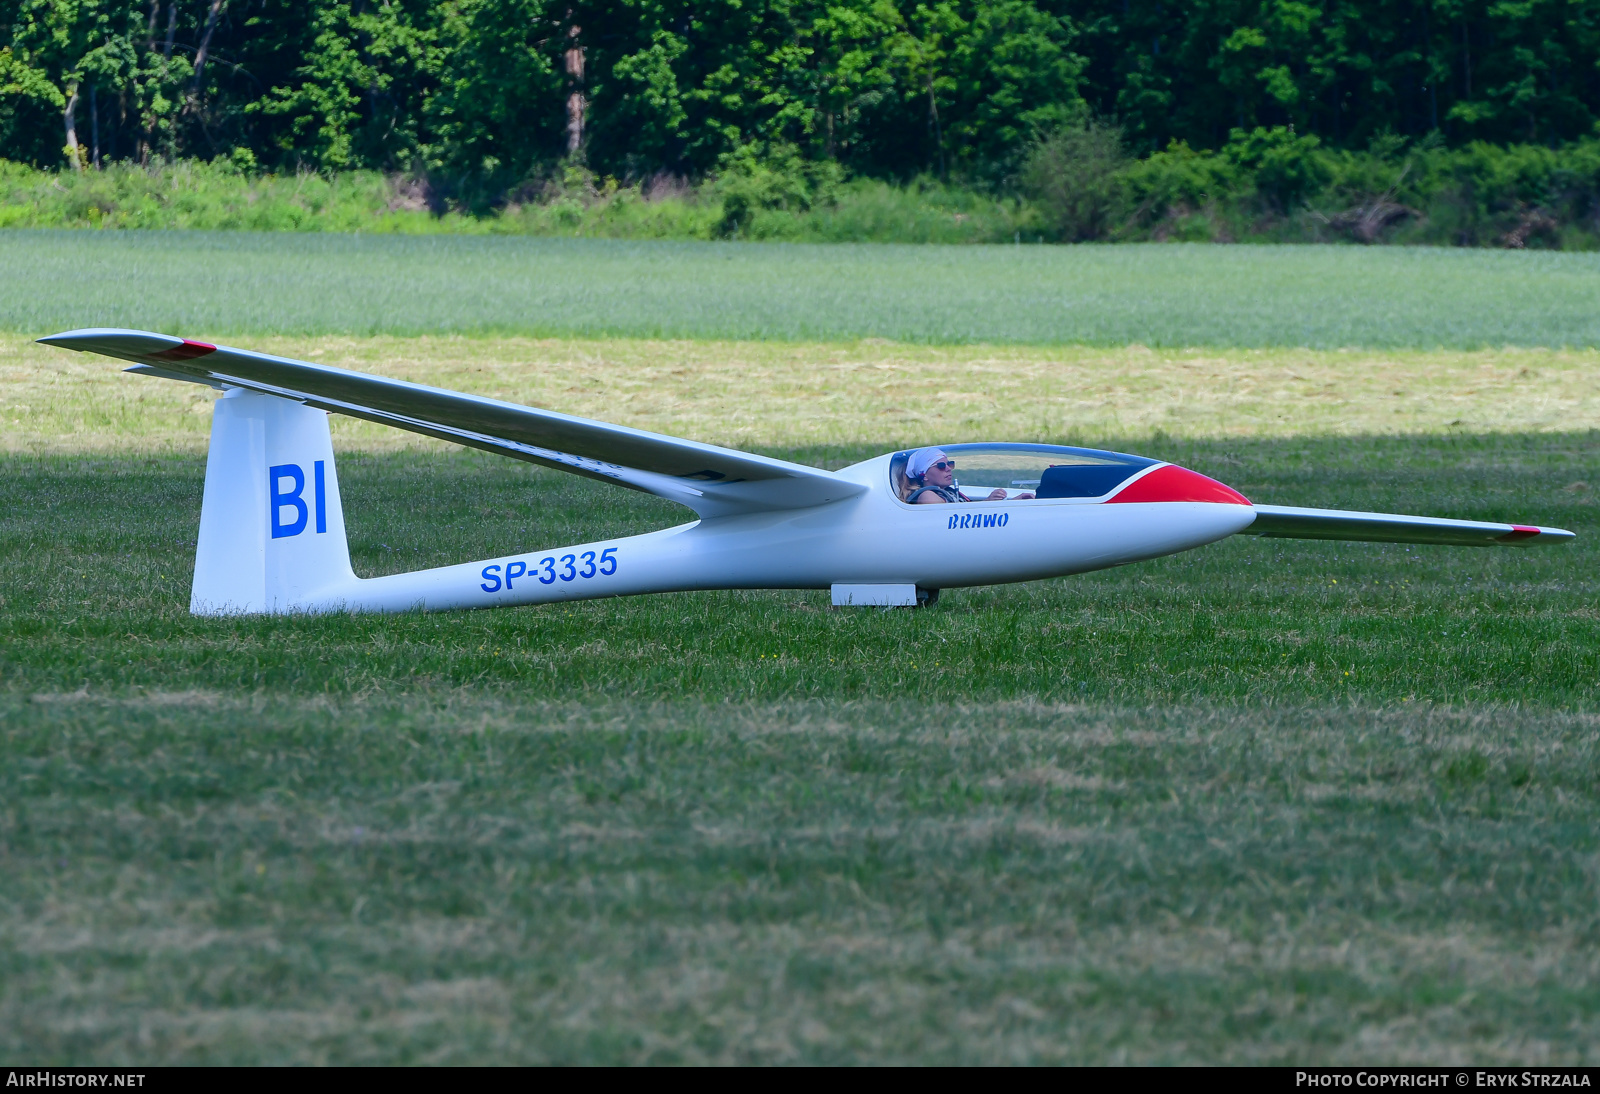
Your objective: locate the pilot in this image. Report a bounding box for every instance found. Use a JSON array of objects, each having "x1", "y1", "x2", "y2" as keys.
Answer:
[{"x1": 904, "y1": 447, "x2": 1019, "y2": 503}]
